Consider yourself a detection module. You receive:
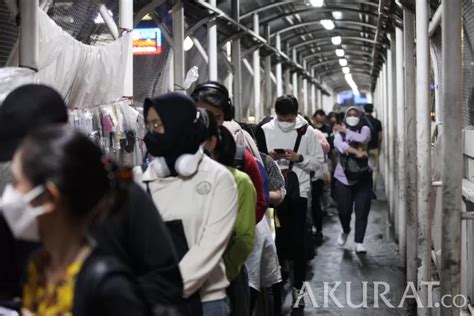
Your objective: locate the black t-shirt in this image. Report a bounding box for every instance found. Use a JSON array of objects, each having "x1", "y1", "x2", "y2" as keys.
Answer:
[
  {"x1": 364, "y1": 115, "x2": 382, "y2": 149},
  {"x1": 315, "y1": 124, "x2": 334, "y2": 148}
]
